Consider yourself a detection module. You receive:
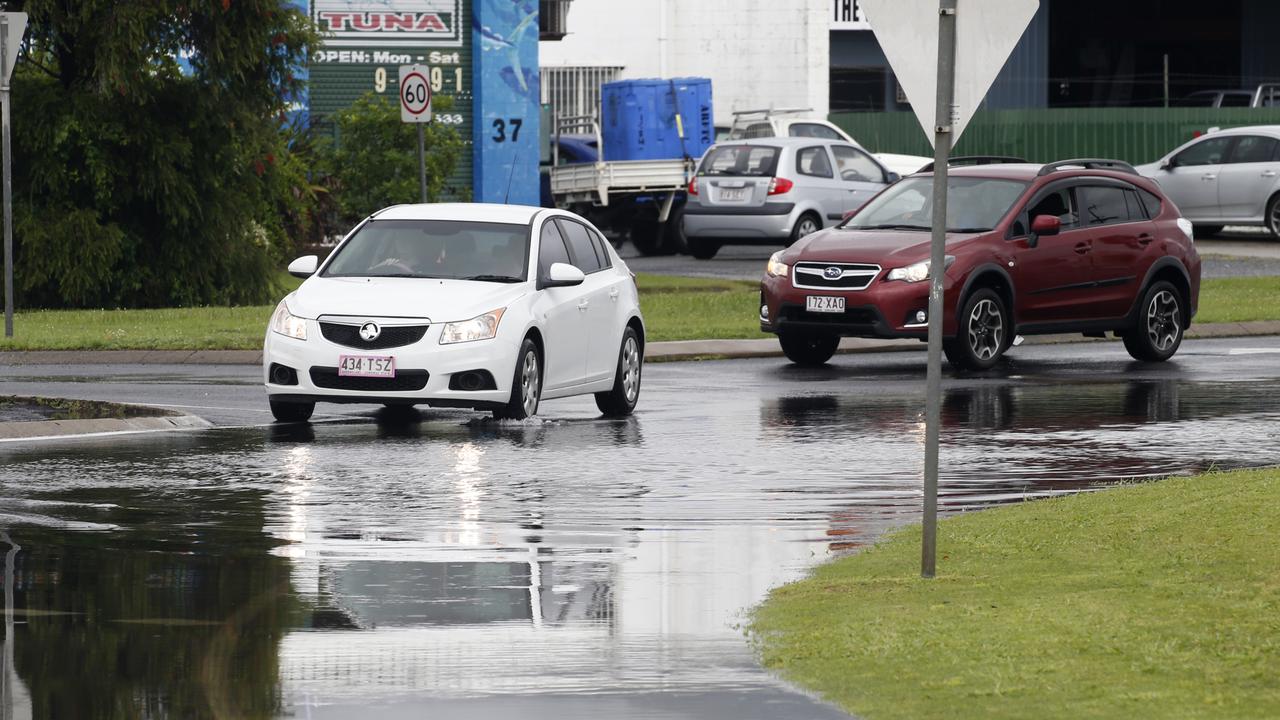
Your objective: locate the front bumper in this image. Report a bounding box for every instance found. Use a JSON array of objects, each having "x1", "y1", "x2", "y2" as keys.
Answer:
[
  {"x1": 759, "y1": 272, "x2": 957, "y2": 338},
  {"x1": 263, "y1": 319, "x2": 520, "y2": 409}
]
